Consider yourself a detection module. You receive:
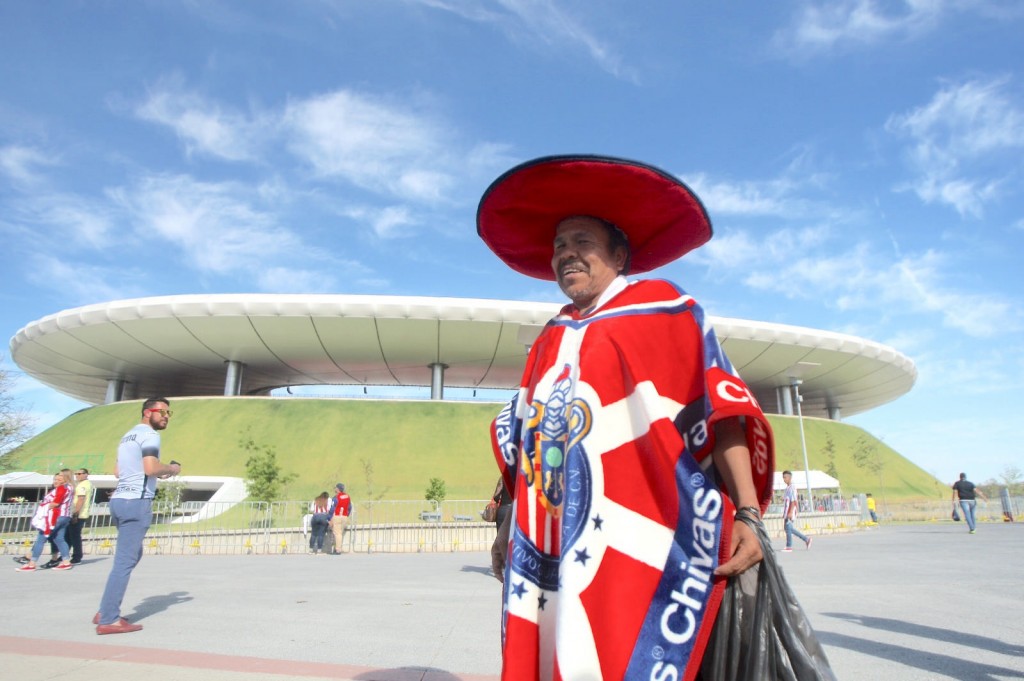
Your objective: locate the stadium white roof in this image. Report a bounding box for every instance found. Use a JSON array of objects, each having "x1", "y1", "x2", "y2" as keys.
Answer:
[{"x1": 10, "y1": 294, "x2": 916, "y2": 419}]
